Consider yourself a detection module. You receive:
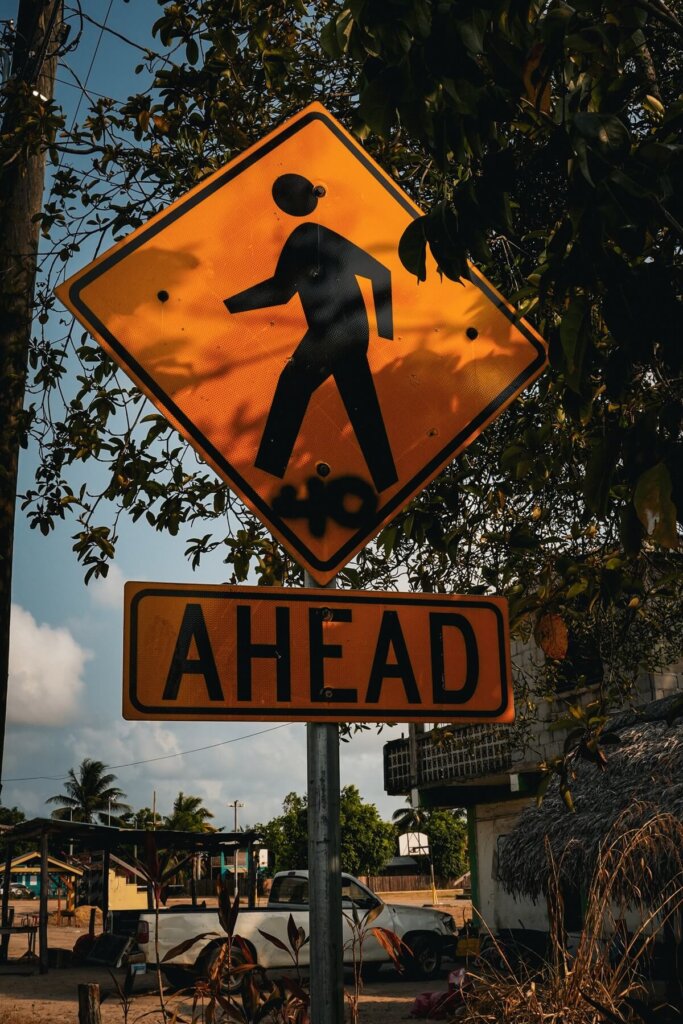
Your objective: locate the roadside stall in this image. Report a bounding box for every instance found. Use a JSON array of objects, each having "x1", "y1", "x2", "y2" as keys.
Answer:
[{"x1": 1, "y1": 818, "x2": 263, "y2": 973}]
